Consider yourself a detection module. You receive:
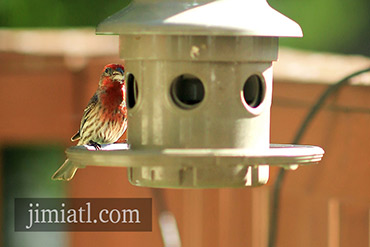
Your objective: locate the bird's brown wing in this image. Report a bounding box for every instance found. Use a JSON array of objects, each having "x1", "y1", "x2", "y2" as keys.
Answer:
[{"x1": 70, "y1": 93, "x2": 98, "y2": 142}]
